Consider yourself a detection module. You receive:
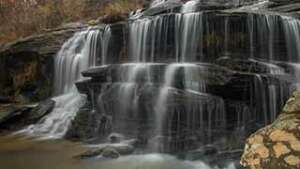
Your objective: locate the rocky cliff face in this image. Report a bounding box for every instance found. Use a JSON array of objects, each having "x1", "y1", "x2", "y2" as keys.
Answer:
[{"x1": 241, "y1": 90, "x2": 300, "y2": 169}]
